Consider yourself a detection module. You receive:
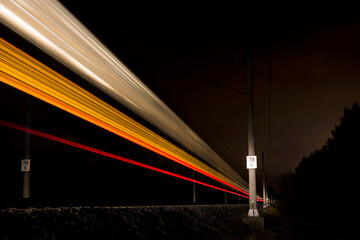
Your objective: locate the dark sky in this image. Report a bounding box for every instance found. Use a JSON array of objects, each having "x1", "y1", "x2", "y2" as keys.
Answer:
[{"x1": 3, "y1": 1, "x2": 360, "y2": 191}]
